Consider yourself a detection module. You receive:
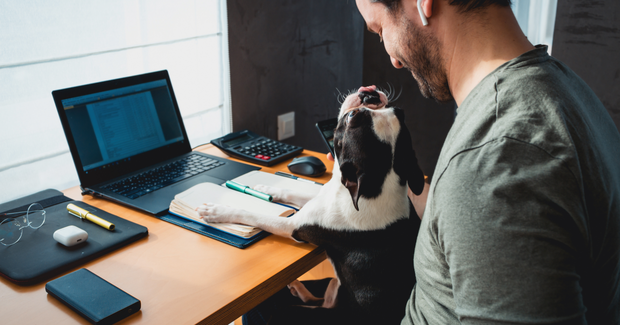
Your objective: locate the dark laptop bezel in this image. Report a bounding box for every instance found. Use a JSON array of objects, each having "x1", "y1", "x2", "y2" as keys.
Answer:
[{"x1": 53, "y1": 70, "x2": 191, "y2": 189}]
